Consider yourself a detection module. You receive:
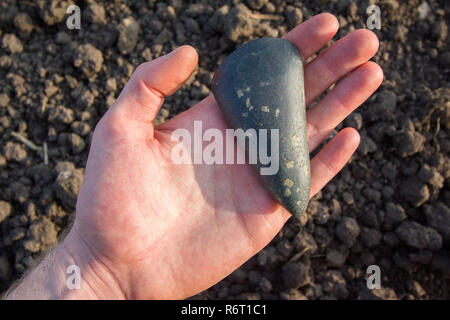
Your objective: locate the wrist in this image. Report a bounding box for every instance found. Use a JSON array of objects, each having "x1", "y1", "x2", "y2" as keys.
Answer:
[
  {"x1": 60, "y1": 229, "x2": 127, "y2": 300},
  {"x1": 5, "y1": 229, "x2": 125, "y2": 300}
]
